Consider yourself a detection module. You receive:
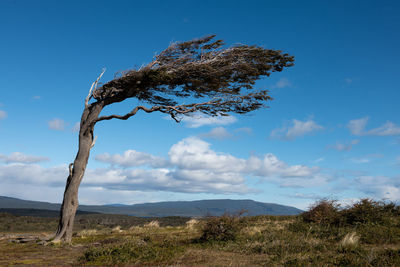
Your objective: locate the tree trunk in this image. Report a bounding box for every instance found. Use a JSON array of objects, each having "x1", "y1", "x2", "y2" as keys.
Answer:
[{"x1": 53, "y1": 103, "x2": 103, "y2": 243}]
